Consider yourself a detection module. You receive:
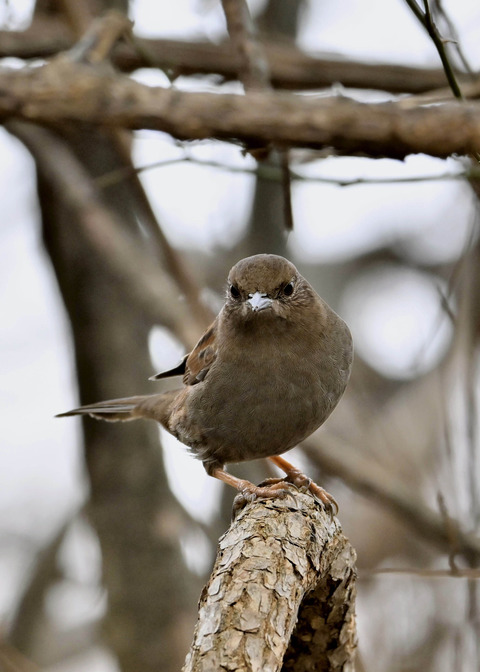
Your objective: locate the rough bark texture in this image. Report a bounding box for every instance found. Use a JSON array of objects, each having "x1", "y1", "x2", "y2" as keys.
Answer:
[
  {"x1": 184, "y1": 492, "x2": 357, "y2": 672},
  {"x1": 1, "y1": 59, "x2": 480, "y2": 160}
]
